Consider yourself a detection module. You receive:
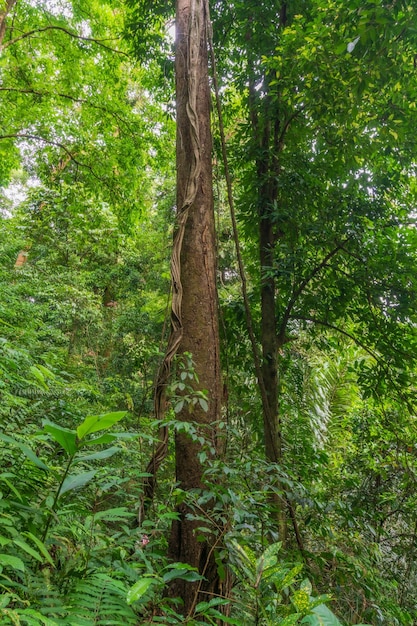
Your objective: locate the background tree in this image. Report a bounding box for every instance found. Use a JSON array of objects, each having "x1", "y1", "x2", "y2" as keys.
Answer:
[{"x1": 210, "y1": 0, "x2": 417, "y2": 546}]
